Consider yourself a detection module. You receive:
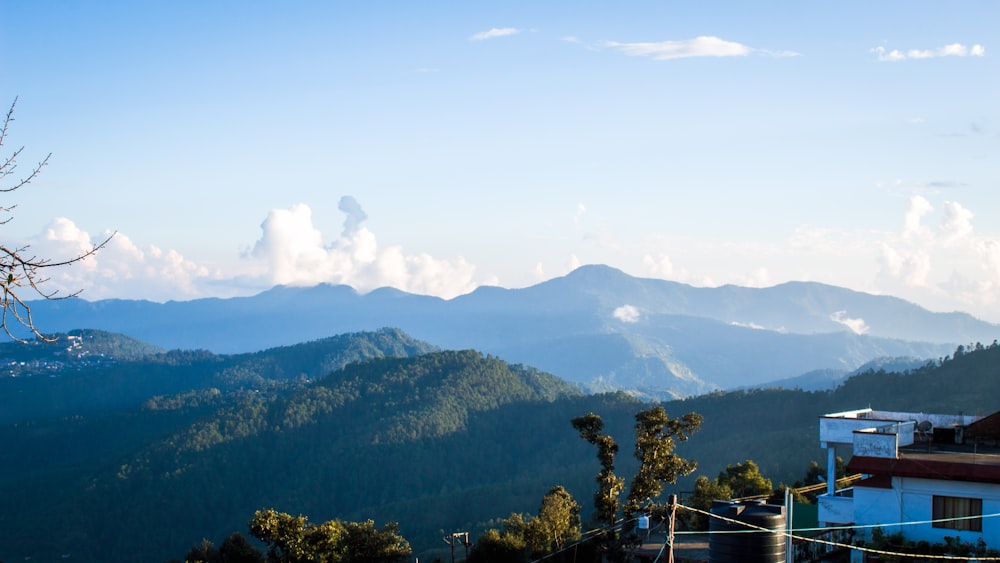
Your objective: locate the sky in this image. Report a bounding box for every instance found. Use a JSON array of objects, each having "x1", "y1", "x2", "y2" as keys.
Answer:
[{"x1": 2, "y1": 1, "x2": 999, "y2": 322}]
